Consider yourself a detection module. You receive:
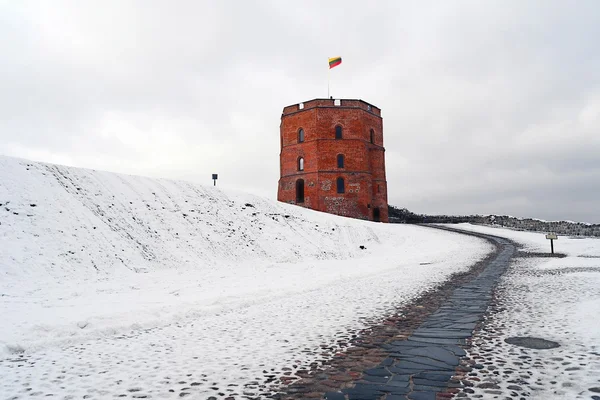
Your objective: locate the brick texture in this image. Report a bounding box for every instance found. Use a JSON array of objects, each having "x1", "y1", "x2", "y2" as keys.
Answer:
[{"x1": 277, "y1": 98, "x2": 389, "y2": 222}]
